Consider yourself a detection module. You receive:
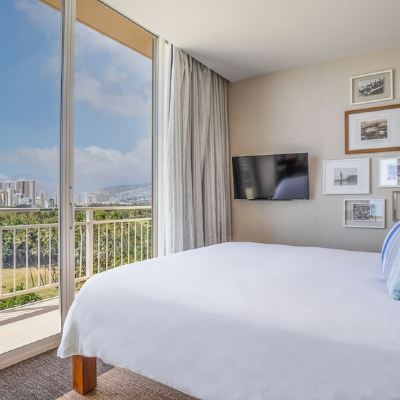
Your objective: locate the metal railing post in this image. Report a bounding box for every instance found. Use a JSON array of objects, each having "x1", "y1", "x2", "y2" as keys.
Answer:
[
  {"x1": 85, "y1": 209, "x2": 94, "y2": 278},
  {"x1": 0, "y1": 206, "x2": 151, "y2": 300}
]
